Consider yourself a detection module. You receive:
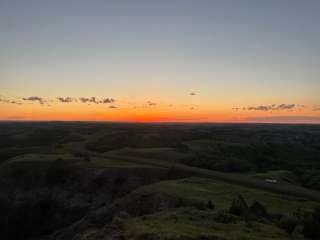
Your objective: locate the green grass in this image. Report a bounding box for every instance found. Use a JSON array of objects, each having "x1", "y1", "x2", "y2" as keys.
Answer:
[
  {"x1": 251, "y1": 170, "x2": 298, "y2": 184},
  {"x1": 133, "y1": 177, "x2": 319, "y2": 214},
  {"x1": 115, "y1": 147, "x2": 189, "y2": 162},
  {"x1": 8, "y1": 152, "x2": 164, "y2": 170},
  {"x1": 10, "y1": 153, "x2": 80, "y2": 162},
  {"x1": 9, "y1": 150, "x2": 158, "y2": 168},
  {"x1": 125, "y1": 208, "x2": 297, "y2": 240},
  {"x1": 91, "y1": 157, "x2": 162, "y2": 168}
]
